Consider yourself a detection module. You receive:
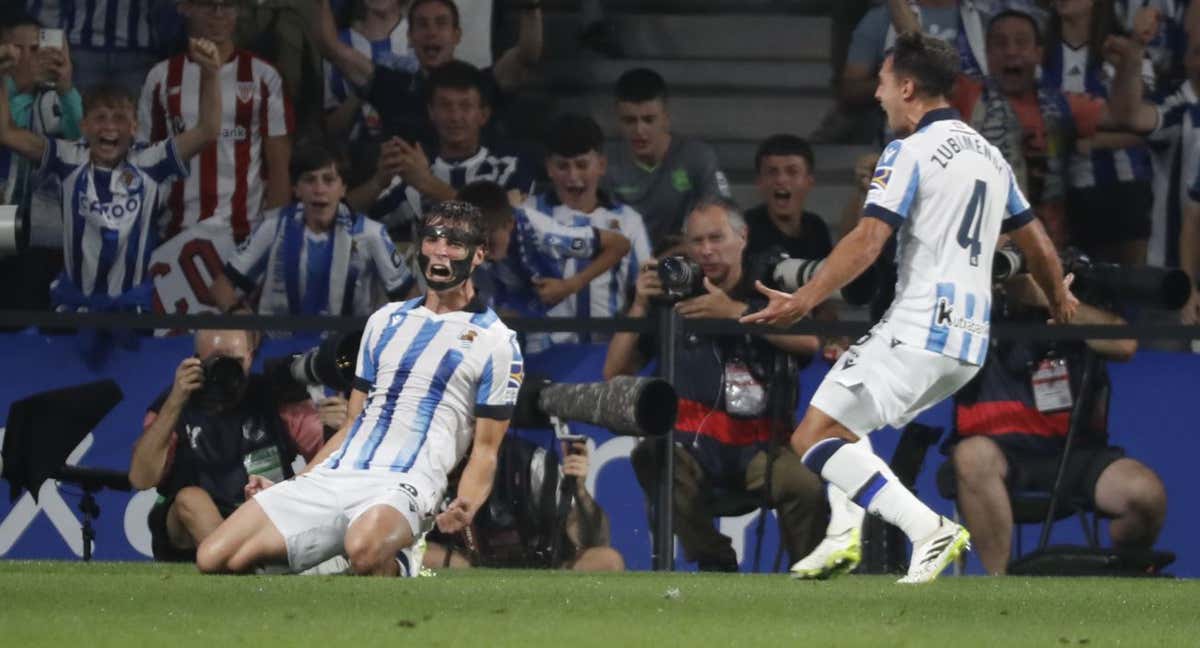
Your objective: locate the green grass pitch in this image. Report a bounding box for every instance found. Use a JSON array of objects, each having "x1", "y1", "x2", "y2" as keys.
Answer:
[{"x1": 0, "y1": 562, "x2": 1196, "y2": 647}]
